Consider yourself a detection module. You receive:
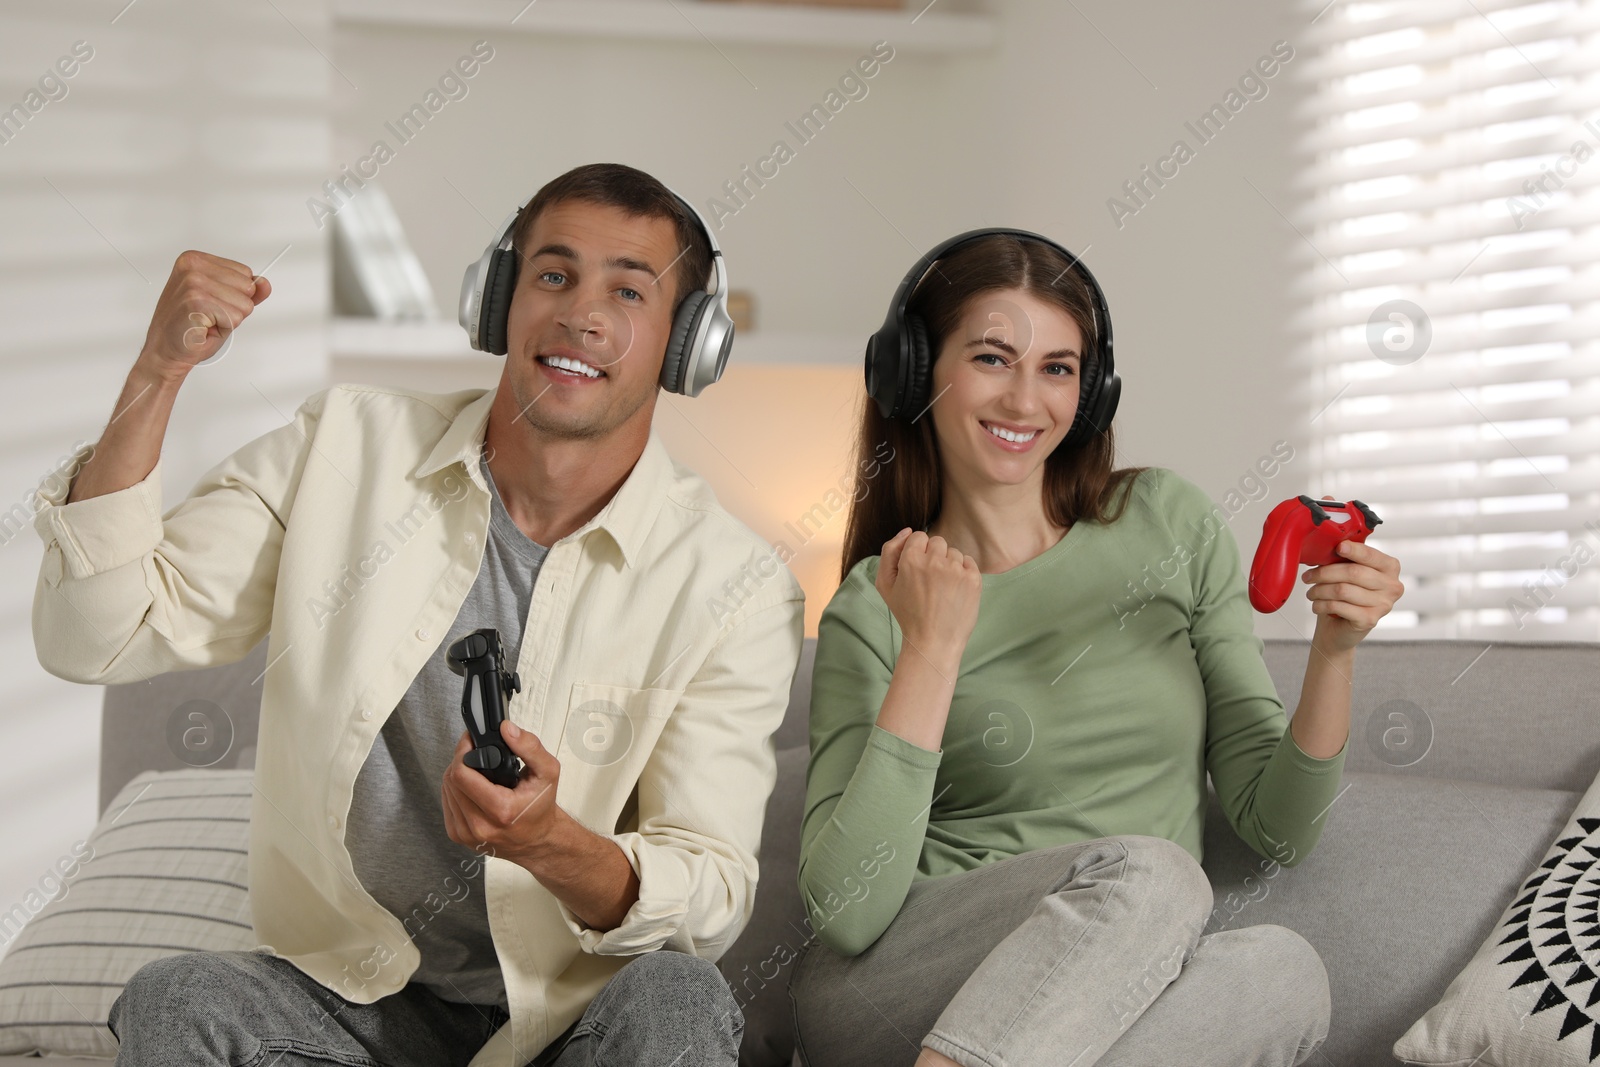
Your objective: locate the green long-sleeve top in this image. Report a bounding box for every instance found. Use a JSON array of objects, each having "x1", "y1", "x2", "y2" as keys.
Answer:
[{"x1": 797, "y1": 467, "x2": 1349, "y2": 957}]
